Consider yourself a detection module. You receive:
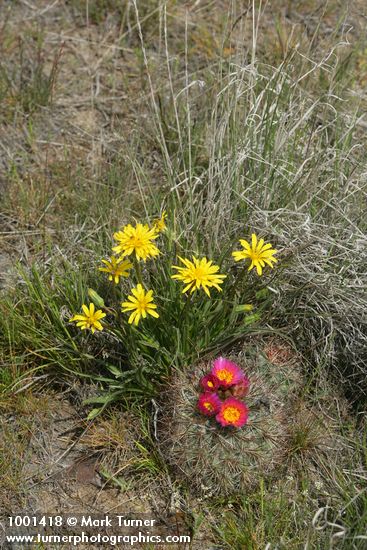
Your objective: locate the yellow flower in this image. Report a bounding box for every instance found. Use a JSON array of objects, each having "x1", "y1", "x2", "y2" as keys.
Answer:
[
  {"x1": 99, "y1": 256, "x2": 133, "y2": 284},
  {"x1": 232, "y1": 233, "x2": 277, "y2": 276},
  {"x1": 121, "y1": 284, "x2": 159, "y2": 326},
  {"x1": 153, "y1": 211, "x2": 167, "y2": 233},
  {"x1": 70, "y1": 303, "x2": 106, "y2": 334},
  {"x1": 113, "y1": 223, "x2": 159, "y2": 262},
  {"x1": 171, "y1": 256, "x2": 226, "y2": 297}
]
